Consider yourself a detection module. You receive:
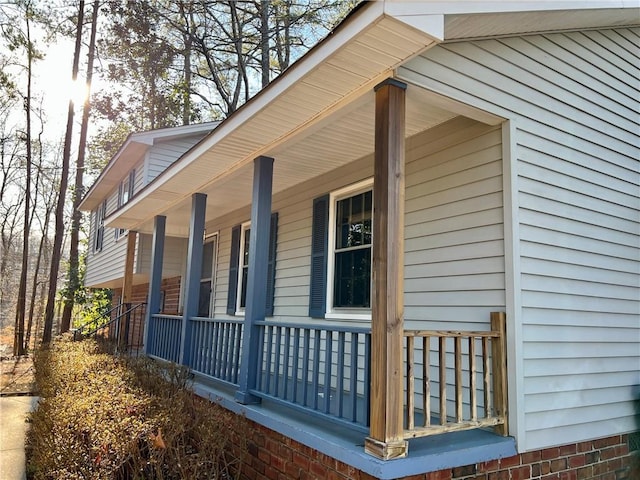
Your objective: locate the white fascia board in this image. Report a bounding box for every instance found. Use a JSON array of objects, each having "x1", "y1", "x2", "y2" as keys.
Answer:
[
  {"x1": 79, "y1": 122, "x2": 219, "y2": 212},
  {"x1": 110, "y1": 1, "x2": 388, "y2": 228},
  {"x1": 383, "y1": 0, "x2": 637, "y2": 16}
]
